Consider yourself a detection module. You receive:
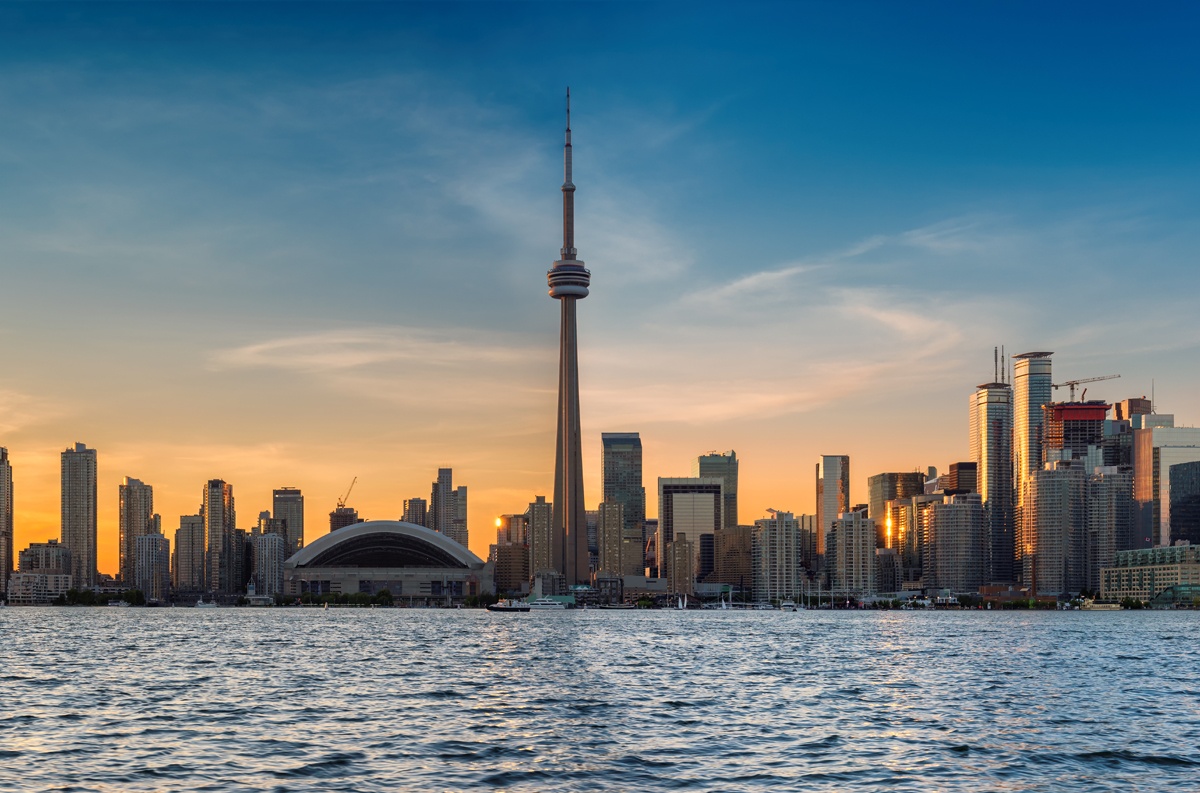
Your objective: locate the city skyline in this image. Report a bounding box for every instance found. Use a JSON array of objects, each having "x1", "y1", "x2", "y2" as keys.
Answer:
[{"x1": 2, "y1": 4, "x2": 1199, "y2": 570}]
